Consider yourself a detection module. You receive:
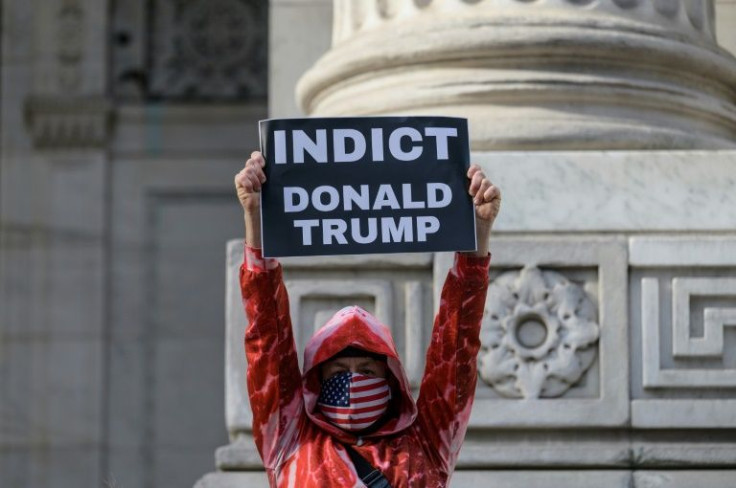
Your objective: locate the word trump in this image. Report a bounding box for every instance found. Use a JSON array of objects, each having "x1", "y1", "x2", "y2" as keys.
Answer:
[
  {"x1": 293, "y1": 217, "x2": 441, "y2": 246},
  {"x1": 273, "y1": 126, "x2": 458, "y2": 164},
  {"x1": 282, "y1": 182, "x2": 453, "y2": 246}
]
